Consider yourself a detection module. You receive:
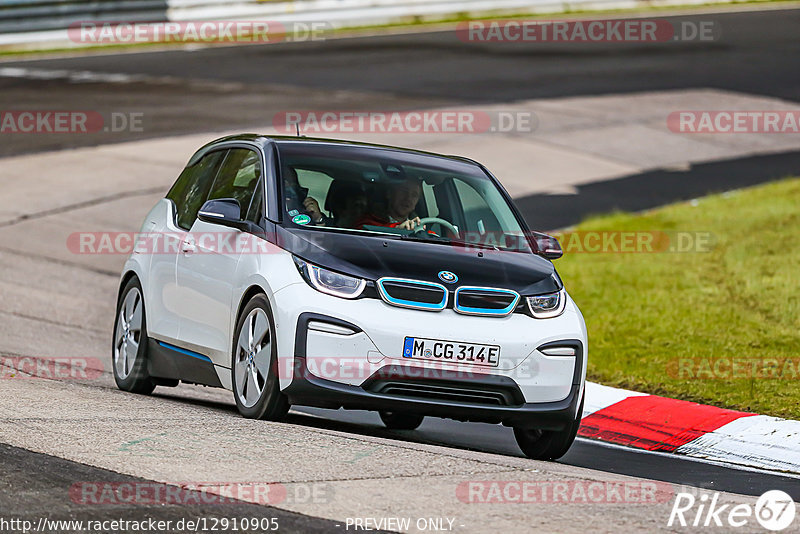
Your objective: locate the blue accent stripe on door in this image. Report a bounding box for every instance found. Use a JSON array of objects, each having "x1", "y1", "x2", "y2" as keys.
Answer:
[{"x1": 156, "y1": 341, "x2": 213, "y2": 363}]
